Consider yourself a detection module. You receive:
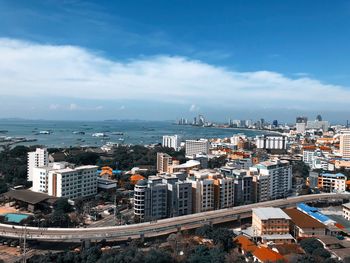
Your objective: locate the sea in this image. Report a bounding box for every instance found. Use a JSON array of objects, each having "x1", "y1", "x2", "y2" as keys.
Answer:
[{"x1": 0, "y1": 119, "x2": 272, "y2": 148}]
